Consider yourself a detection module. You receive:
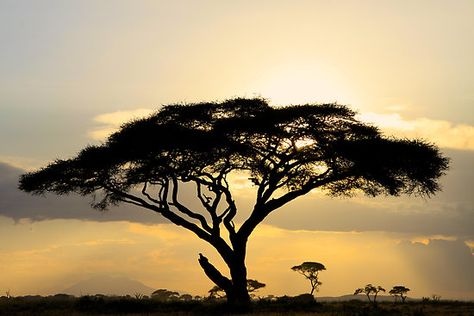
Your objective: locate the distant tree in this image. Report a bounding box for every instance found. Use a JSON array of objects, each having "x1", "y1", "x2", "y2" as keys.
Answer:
[
  {"x1": 354, "y1": 284, "x2": 385, "y2": 304},
  {"x1": 208, "y1": 285, "x2": 225, "y2": 299},
  {"x1": 179, "y1": 294, "x2": 193, "y2": 301},
  {"x1": 151, "y1": 289, "x2": 179, "y2": 302},
  {"x1": 422, "y1": 294, "x2": 441, "y2": 304},
  {"x1": 19, "y1": 98, "x2": 449, "y2": 305},
  {"x1": 389, "y1": 286, "x2": 410, "y2": 303},
  {"x1": 292, "y1": 262, "x2": 326, "y2": 296},
  {"x1": 208, "y1": 279, "x2": 266, "y2": 299},
  {"x1": 431, "y1": 294, "x2": 441, "y2": 302},
  {"x1": 133, "y1": 292, "x2": 145, "y2": 300},
  {"x1": 246, "y1": 279, "x2": 266, "y2": 298}
]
